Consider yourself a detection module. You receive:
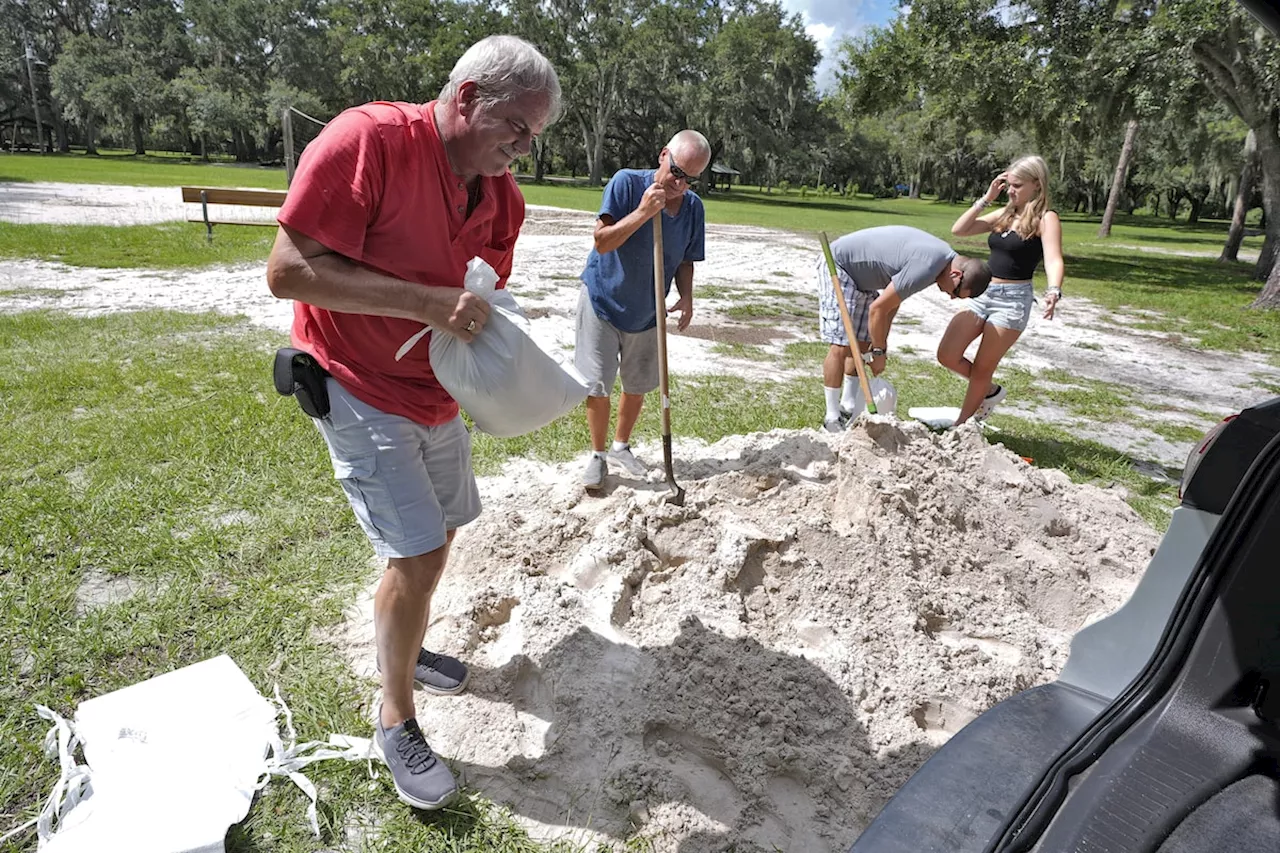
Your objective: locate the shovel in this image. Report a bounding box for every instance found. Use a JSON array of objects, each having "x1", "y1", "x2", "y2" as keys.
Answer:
[{"x1": 652, "y1": 214, "x2": 686, "y2": 506}]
